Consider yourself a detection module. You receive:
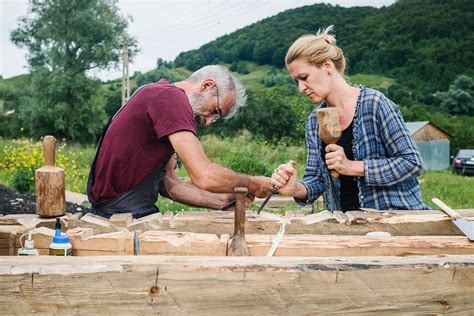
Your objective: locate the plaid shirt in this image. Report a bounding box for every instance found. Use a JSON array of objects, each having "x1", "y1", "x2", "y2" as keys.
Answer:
[{"x1": 296, "y1": 87, "x2": 429, "y2": 210}]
